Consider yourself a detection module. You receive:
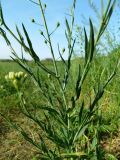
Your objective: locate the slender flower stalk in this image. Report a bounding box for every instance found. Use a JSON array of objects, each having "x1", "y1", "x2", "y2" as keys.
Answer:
[{"x1": 38, "y1": 0, "x2": 58, "y2": 77}]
